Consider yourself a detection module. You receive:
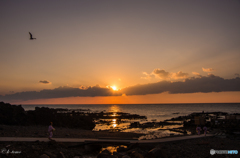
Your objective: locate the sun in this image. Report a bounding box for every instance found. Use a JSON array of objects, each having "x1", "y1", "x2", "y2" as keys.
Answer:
[{"x1": 111, "y1": 86, "x2": 117, "y2": 91}]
